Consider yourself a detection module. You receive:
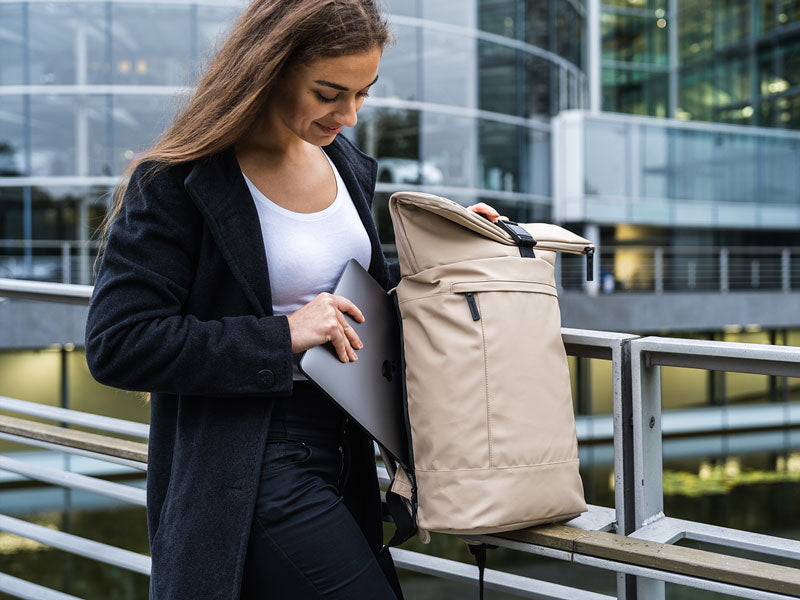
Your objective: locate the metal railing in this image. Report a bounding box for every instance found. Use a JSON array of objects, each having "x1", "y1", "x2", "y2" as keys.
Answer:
[
  {"x1": 0, "y1": 239, "x2": 100, "y2": 286},
  {"x1": 559, "y1": 245, "x2": 800, "y2": 293},
  {"x1": 1, "y1": 281, "x2": 800, "y2": 599}
]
